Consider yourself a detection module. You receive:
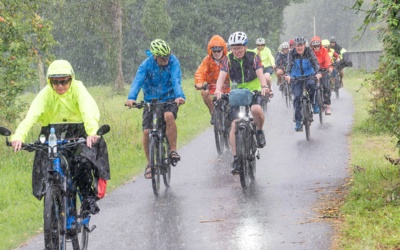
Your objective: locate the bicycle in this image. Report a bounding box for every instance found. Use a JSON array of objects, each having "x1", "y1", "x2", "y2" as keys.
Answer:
[
  {"x1": 0, "y1": 124, "x2": 110, "y2": 250},
  {"x1": 282, "y1": 78, "x2": 292, "y2": 108},
  {"x1": 331, "y1": 63, "x2": 341, "y2": 99},
  {"x1": 130, "y1": 100, "x2": 175, "y2": 196},
  {"x1": 199, "y1": 83, "x2": 231, "y2": 155},
  {"x1": 213, "y1": 94, "x2": 231, "y2": 155},
  {"x1": 229, "y1": 88, "x2": 261, "y2": 189},
  {"x1": 293, "y1": 76, "x2": 315, "y2": 141}
]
